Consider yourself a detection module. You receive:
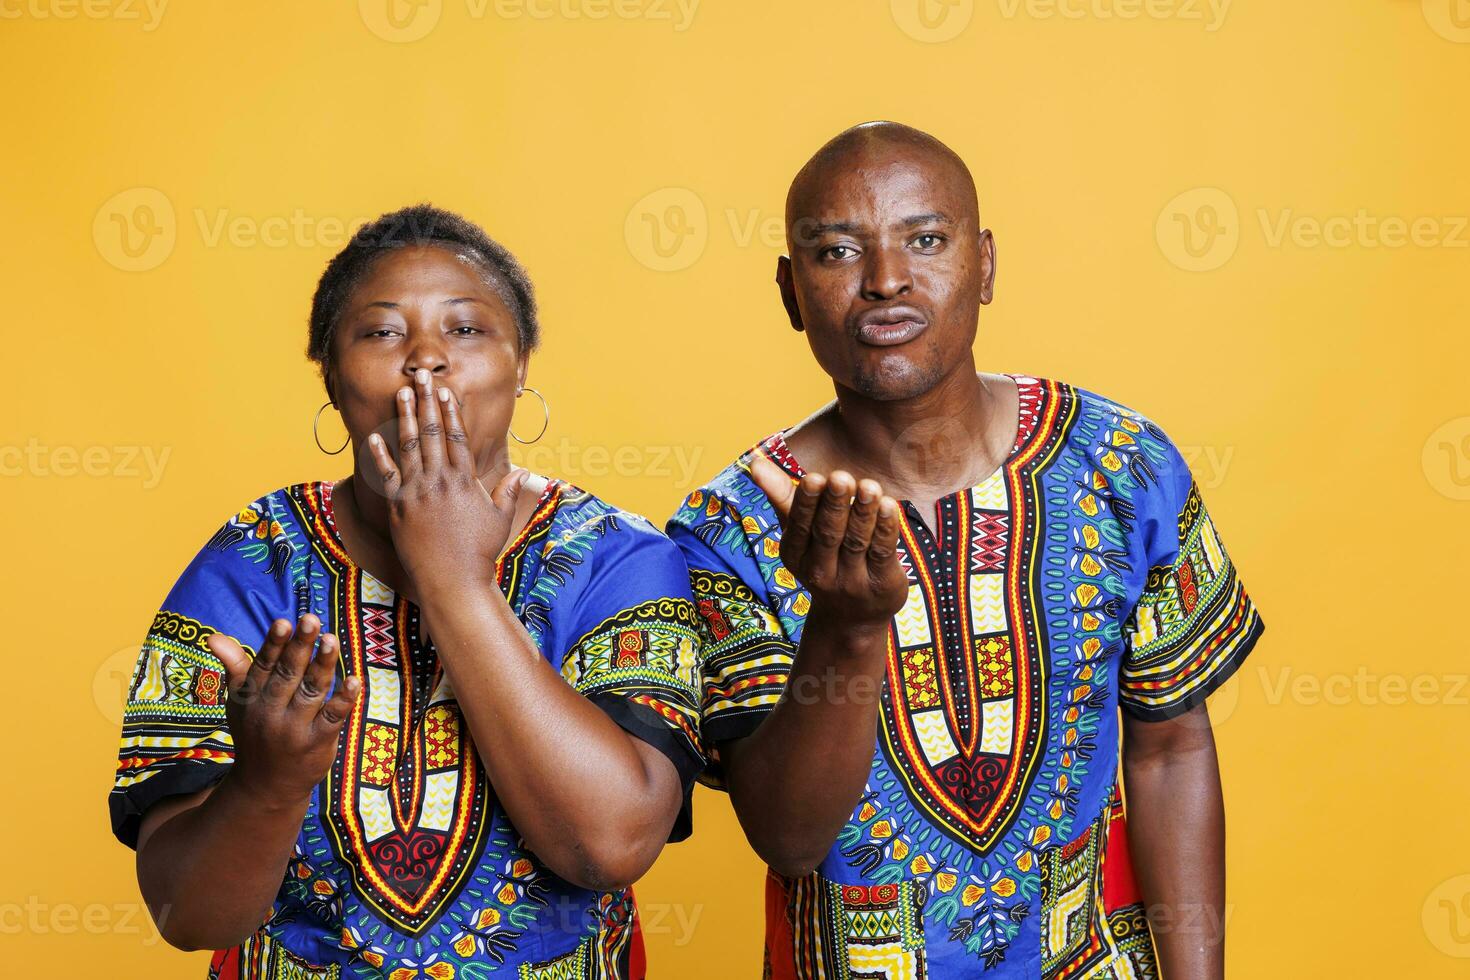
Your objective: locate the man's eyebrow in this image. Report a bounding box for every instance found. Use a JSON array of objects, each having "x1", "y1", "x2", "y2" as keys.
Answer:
[
  {"x1": 800, "y1": 219, "x2": 865, "y2": 236},
  {"x1": 898, "y1": 212, "x2": 952, "y2": 227}
]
